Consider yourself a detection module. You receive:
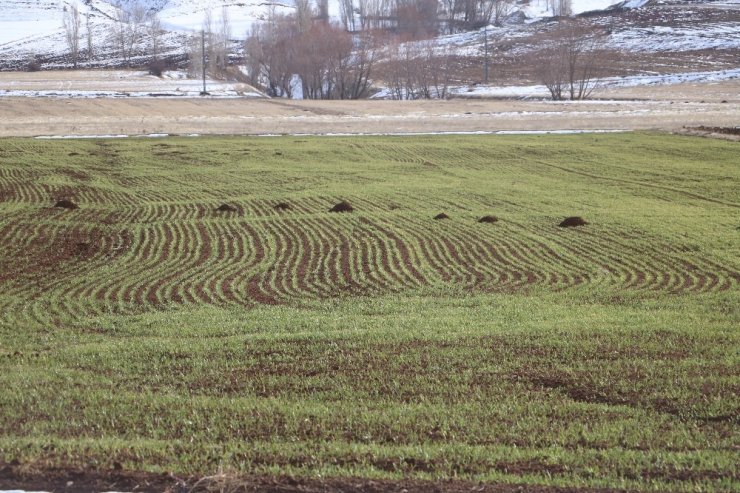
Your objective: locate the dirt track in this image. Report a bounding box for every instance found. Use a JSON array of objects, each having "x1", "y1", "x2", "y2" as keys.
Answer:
[{"x1": 0, "y1": 78, "x2": 738, "y2": 137}]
